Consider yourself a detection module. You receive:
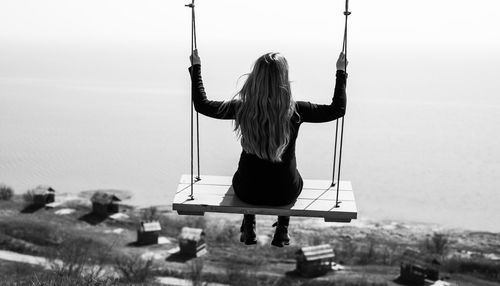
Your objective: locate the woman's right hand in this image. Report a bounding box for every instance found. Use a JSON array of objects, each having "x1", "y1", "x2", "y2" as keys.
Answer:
[
  {"x1": 336, "y1": 52, "x2": 348, "y2": 71},
  {"x1": 190, "y1": 49, "x2": 201, "y2": 65}
]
